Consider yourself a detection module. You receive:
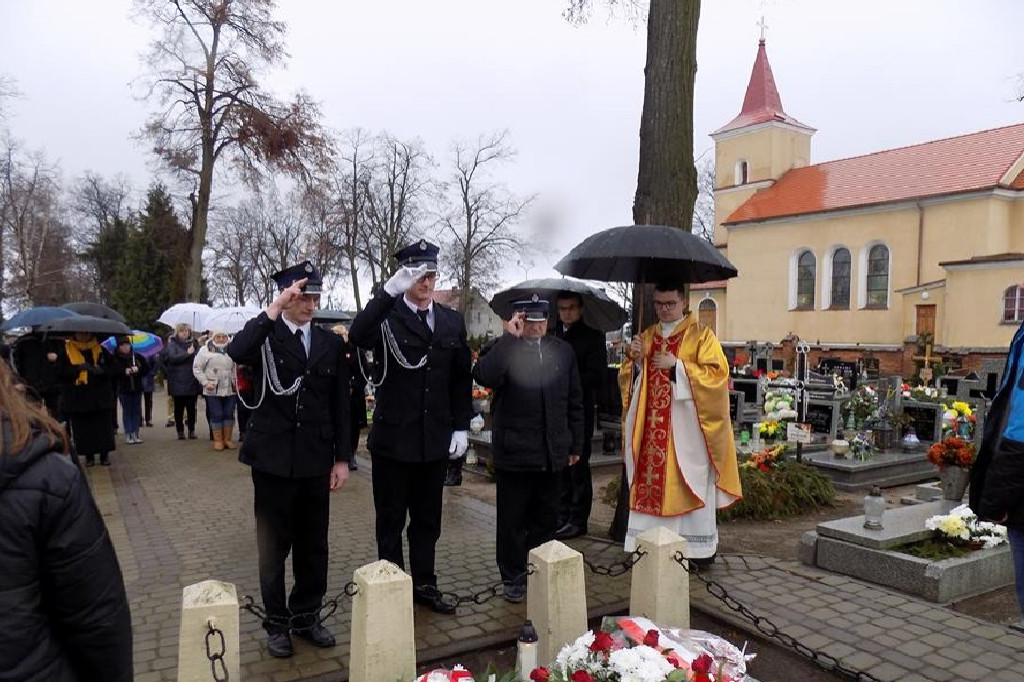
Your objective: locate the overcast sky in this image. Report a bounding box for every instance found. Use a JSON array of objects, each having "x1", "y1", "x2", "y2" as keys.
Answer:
[{"x1": 2, "y1": 0, "x2": 1023, "y2": 302}]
